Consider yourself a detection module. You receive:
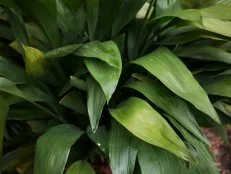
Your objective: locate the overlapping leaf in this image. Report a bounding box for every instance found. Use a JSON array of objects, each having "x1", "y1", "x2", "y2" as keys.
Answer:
[
  {"x1": 34, "y1": 124, "x2": 83, "y2": 174},
  {"x1": 109, "y1": 121, "x2": 137, "y2": 174},
  {"x1": 132, "y1": 47, "x2": 220, "y2": 124},
  {"x1": 124, "y1": 74, "x2": 208, "y2": 144},
  {"x1": 109, "y1": 97, "x2": 194, "y2": 161}
]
